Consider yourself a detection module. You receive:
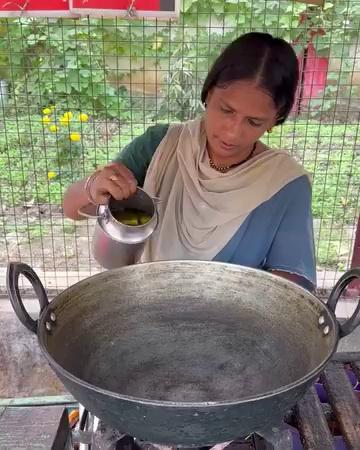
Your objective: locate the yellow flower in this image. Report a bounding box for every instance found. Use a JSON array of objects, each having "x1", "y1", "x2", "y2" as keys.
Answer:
[
  {"x1": 49, "y1": 124, "x2": 59, "y2": 133},
  {"x1": 79, "y1": 113, "x2": 89, "y2": 123},
  {"x1": 63, "y1": 111, "x2": 73, "y2": 120},
  {"x1": 42, "y1": 115, "x2": 51, "y2": 124},
  {"x1": 42, "y1": 107, "x2": 52, "y2": 115},
  {"x1": 152, "y1": 37, "x2": 163, "y2": 50},
  {"x1": 59, "y1": 116, "x2": 70, "y2": 126},
  {"x1": 69, "y1": 132, "x2": 81, "y2": 142},
  {"x1": 47, "y1": 171, "x2": 57, "y2": 180}
]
